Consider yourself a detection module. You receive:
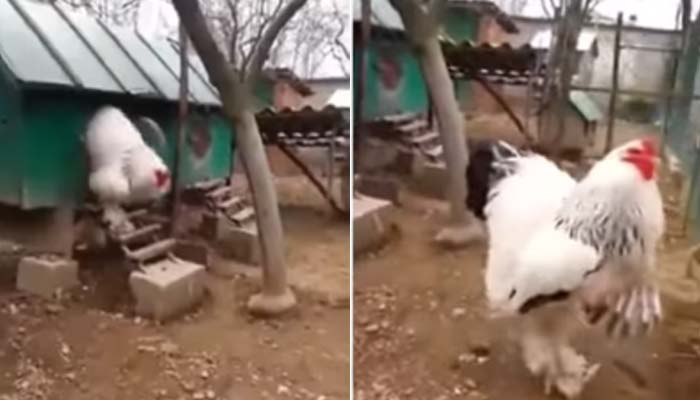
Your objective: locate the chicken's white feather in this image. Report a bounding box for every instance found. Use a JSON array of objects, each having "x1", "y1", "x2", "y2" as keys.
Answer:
[{"x1": 483, "y1": 144, "x2": 576, "y2": 309}]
